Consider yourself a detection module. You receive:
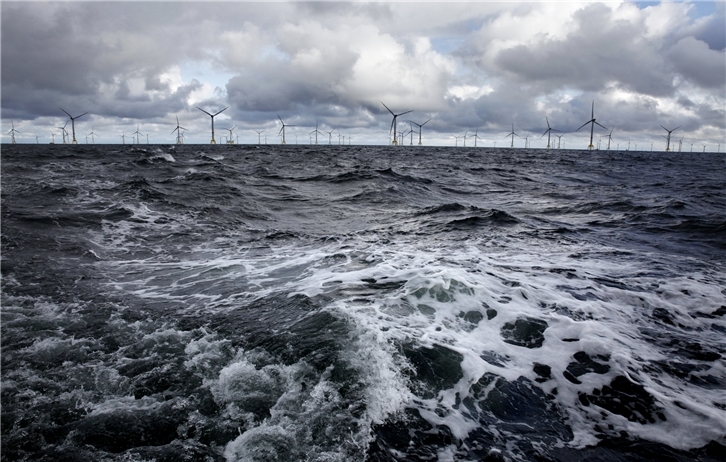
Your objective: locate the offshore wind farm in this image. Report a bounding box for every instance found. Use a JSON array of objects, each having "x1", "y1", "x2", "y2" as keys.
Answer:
[{"x1": 2, "y1": 2, "x2": 725, "y2": 462}]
